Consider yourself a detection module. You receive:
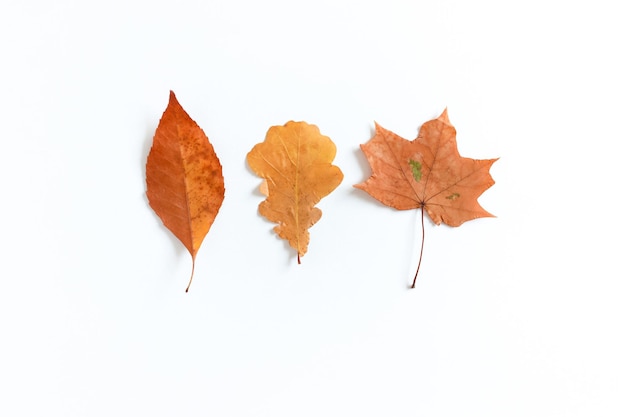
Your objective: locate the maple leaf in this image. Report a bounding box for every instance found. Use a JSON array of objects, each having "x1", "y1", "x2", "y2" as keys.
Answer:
[
  {"x1": 146, "y1": 91, "x2": 225, "y2": 292},
  {"x1": 247, "y1": 121, "x2": 343, "y2": 263},
  {"x1": 355, "y1": 109, "x2": 497, "y2": 288}
]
